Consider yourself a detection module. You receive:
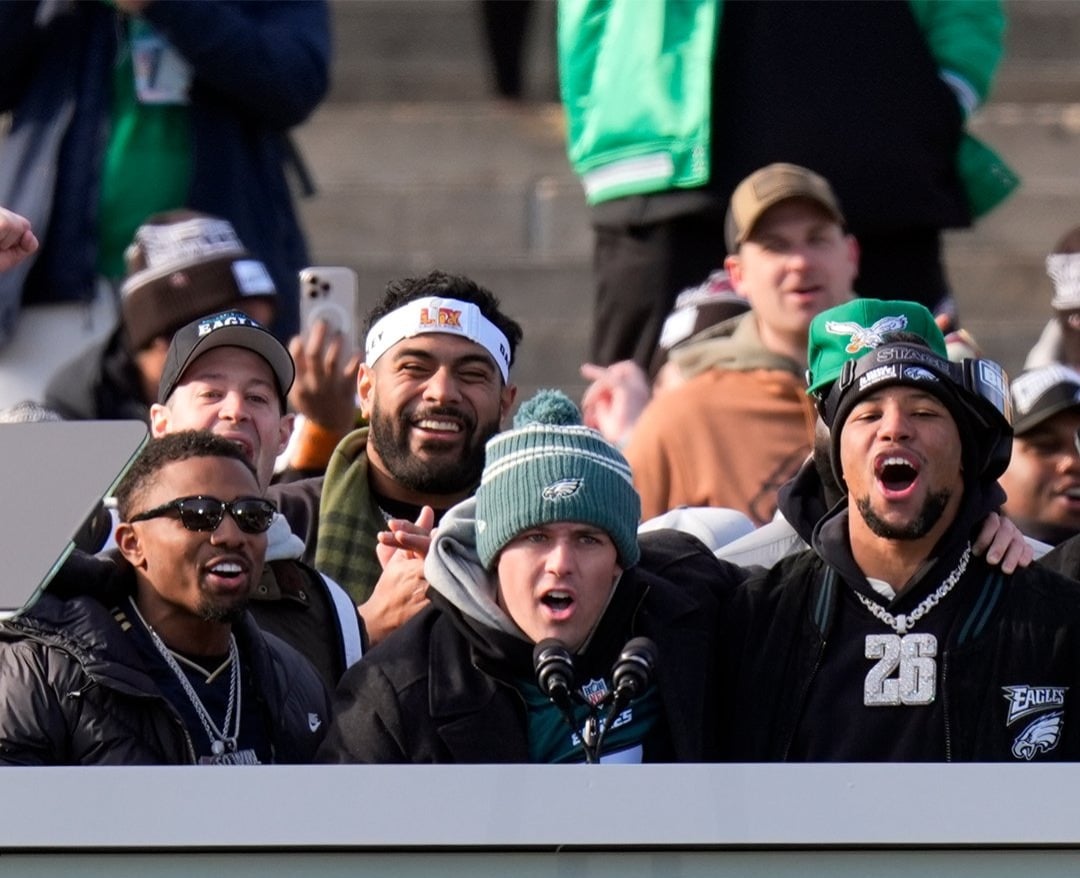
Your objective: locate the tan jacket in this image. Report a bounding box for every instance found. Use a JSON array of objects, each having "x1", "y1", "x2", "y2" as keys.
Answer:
[{"x1": 626, "y1": 314, "x2": 817, "y2": 525}]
